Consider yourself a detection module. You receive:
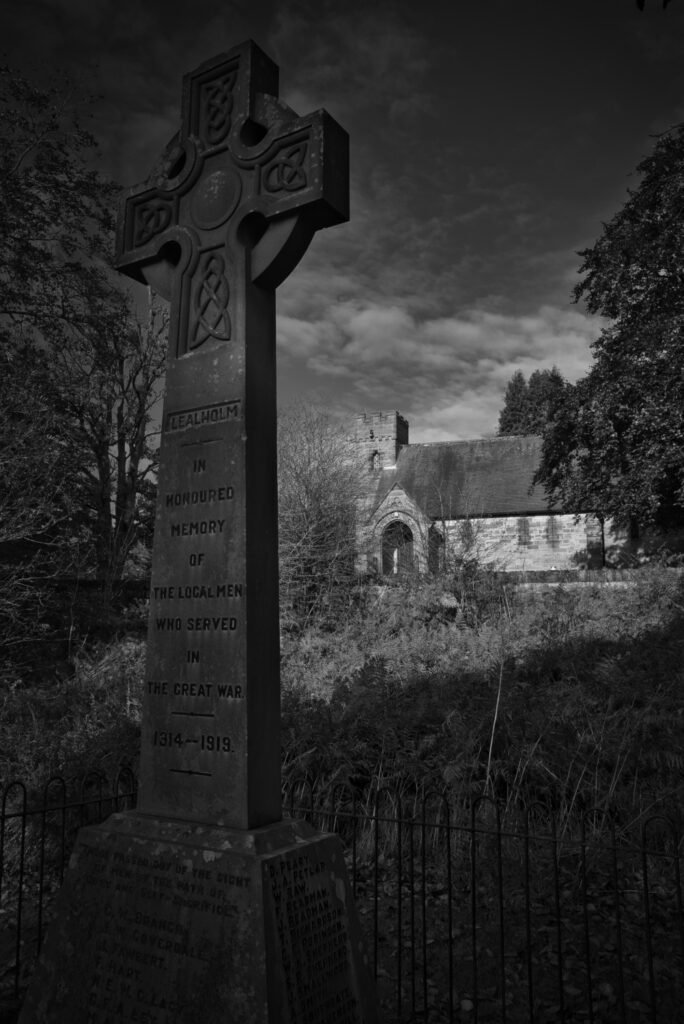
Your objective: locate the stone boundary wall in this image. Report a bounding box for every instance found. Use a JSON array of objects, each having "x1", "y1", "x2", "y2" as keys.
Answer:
[{"x1": 493, "y1": 567, "x2": 684, "y2": 584}]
